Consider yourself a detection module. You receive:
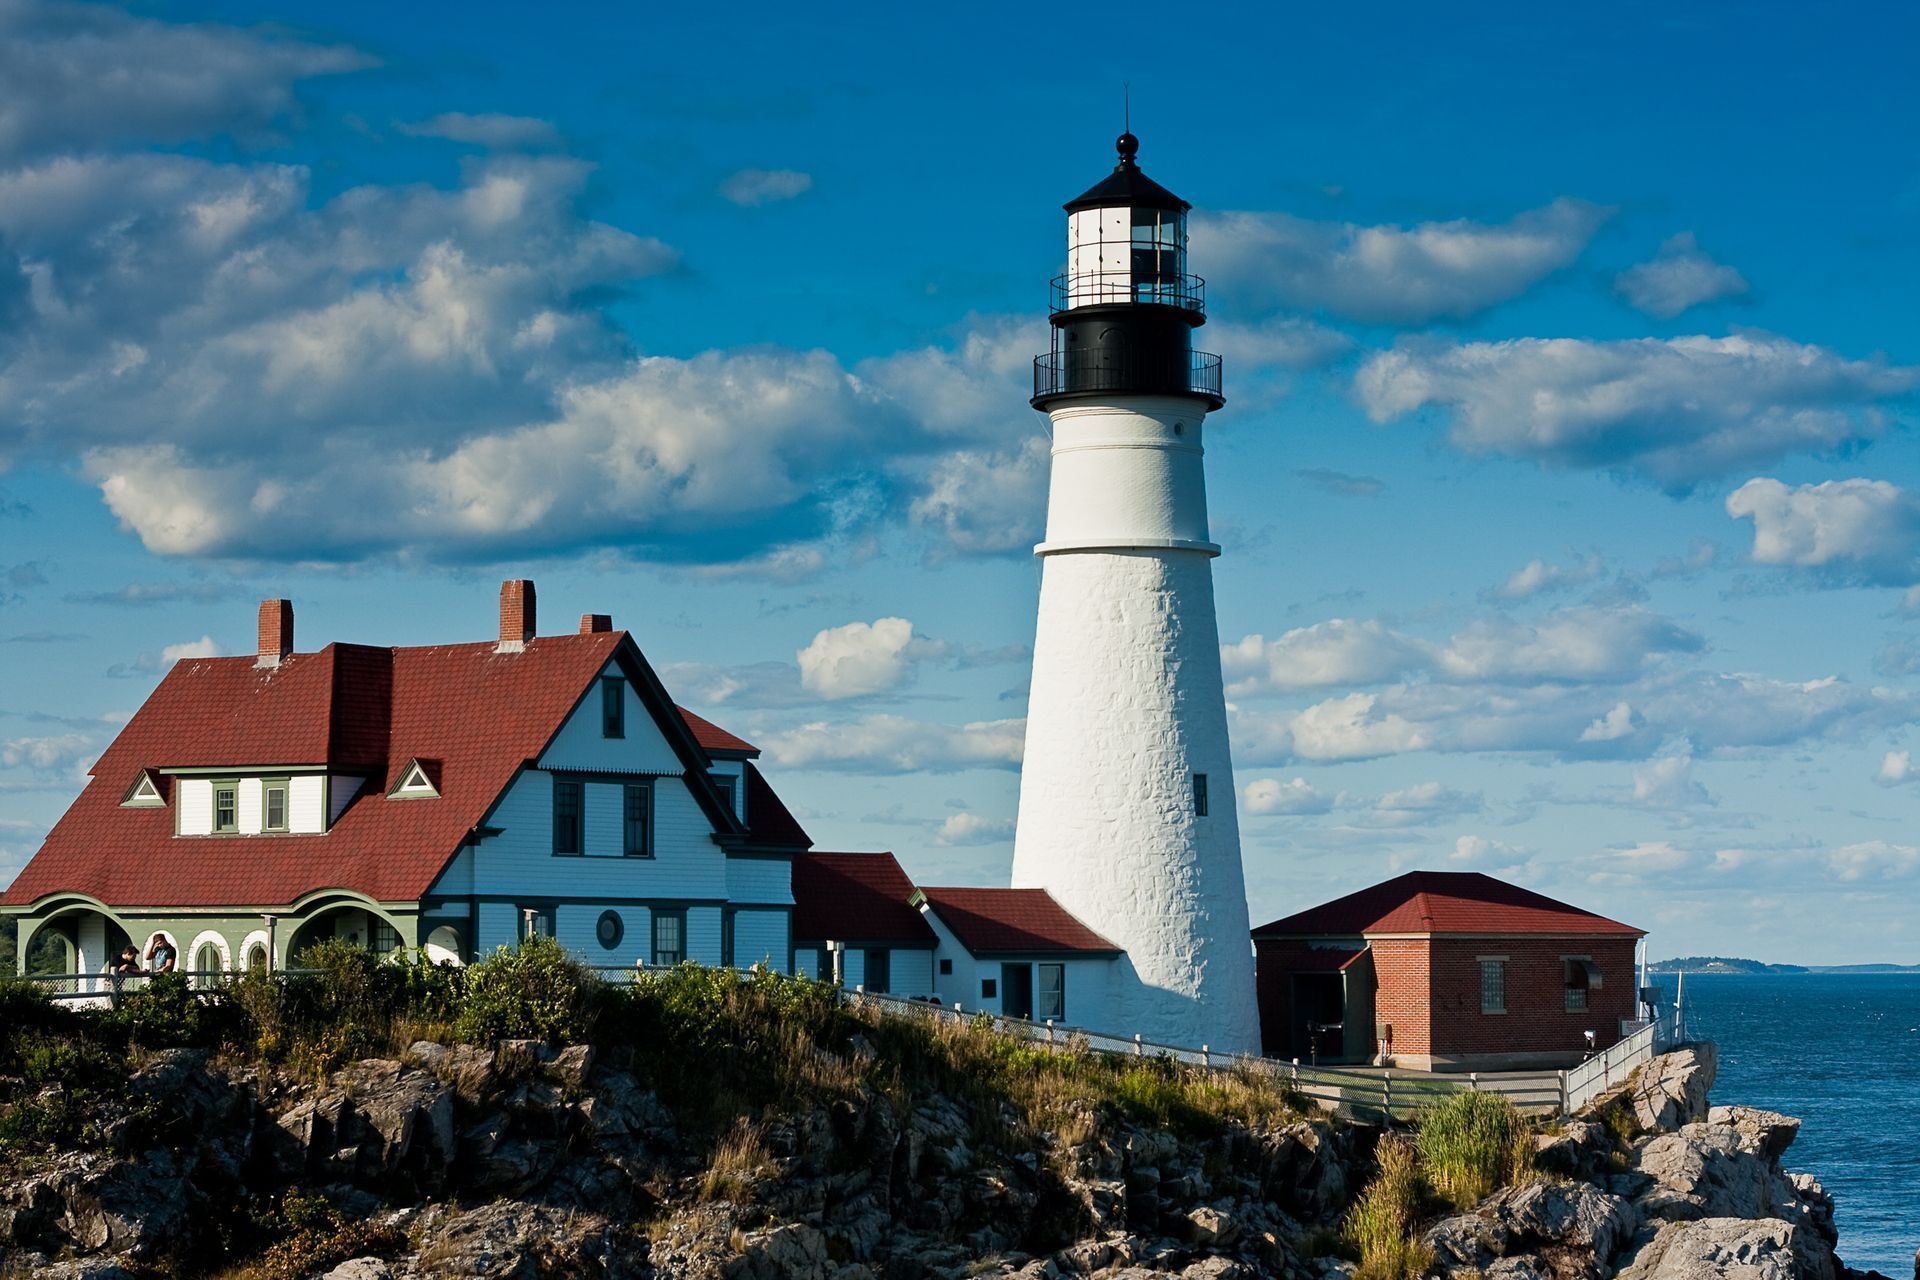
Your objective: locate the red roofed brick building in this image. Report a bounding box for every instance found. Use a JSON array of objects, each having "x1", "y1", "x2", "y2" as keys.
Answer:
[
  {"x1": 1252, "y1": 871, "x2": 1644, "y2": 1071},
  {"x1": 2, "y1": 582, "x2": 814, "y2": 984}
]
